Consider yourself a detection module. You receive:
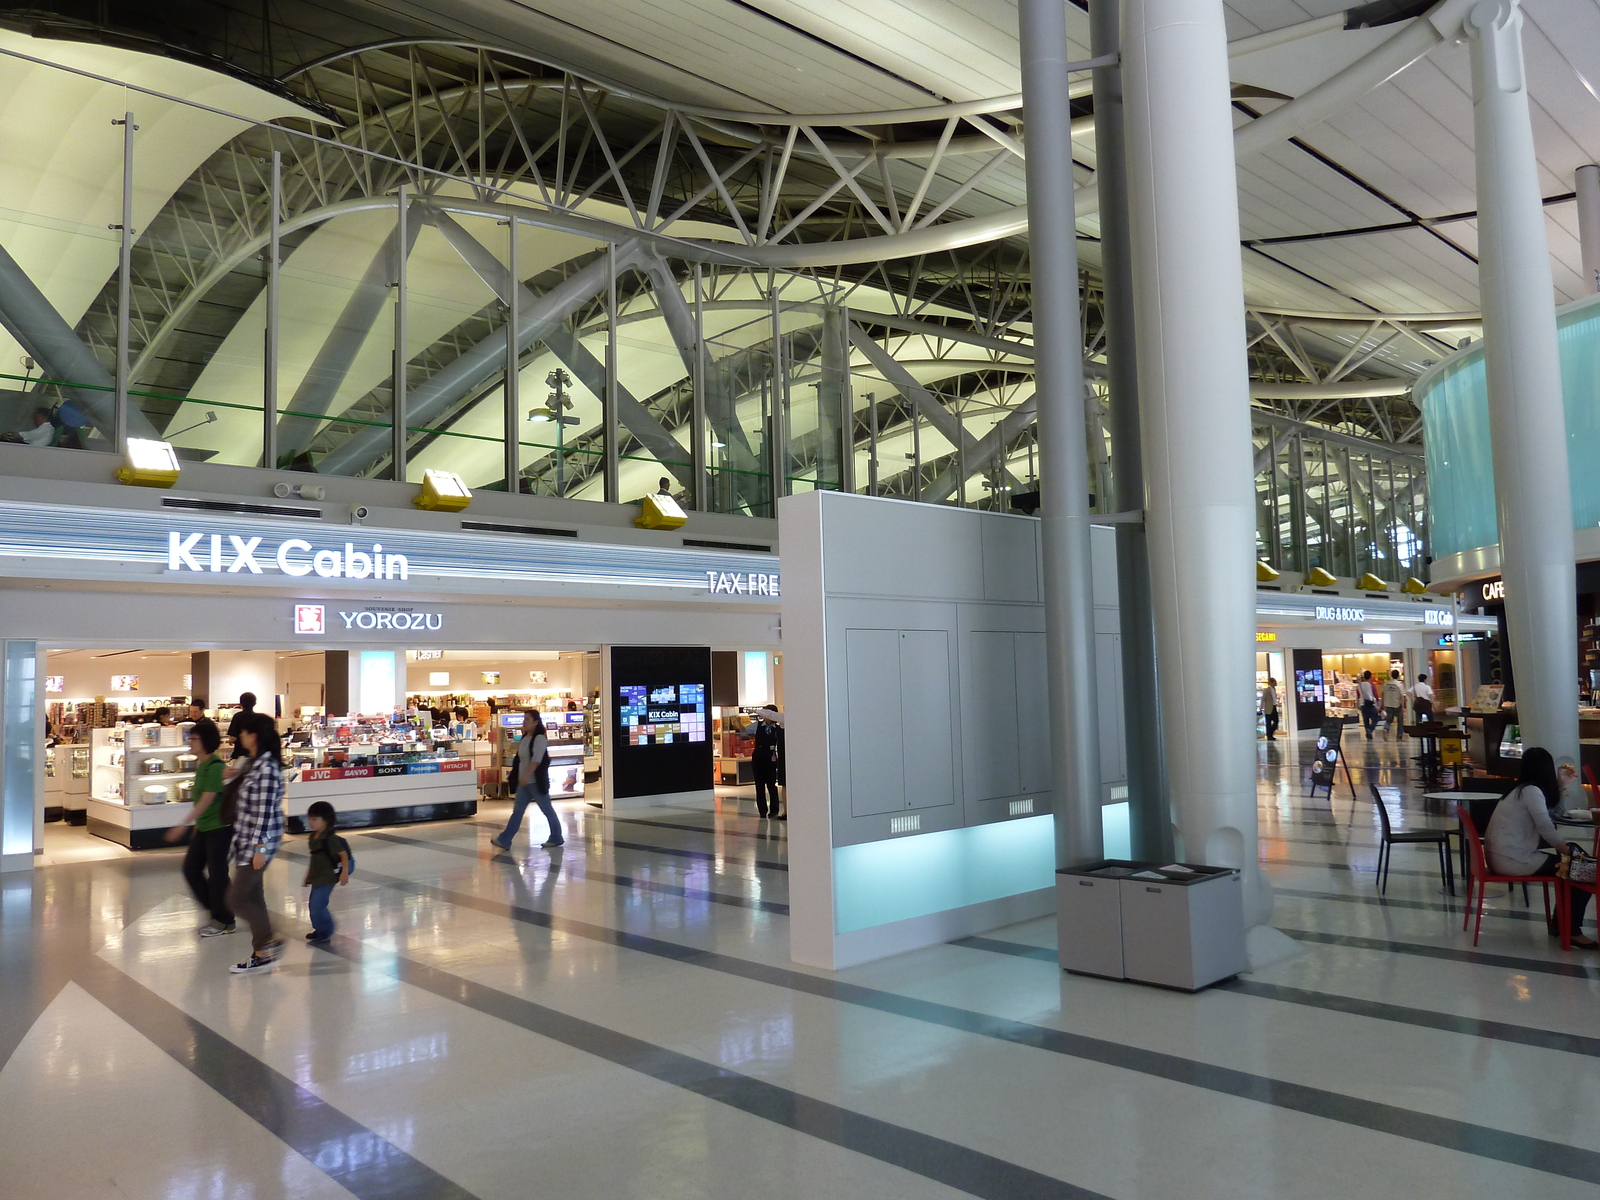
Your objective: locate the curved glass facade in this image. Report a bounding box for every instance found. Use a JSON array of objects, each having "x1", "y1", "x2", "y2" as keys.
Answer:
[{"x1": 1418, "y1": 293, "x2": 1600, "y2": 561}]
